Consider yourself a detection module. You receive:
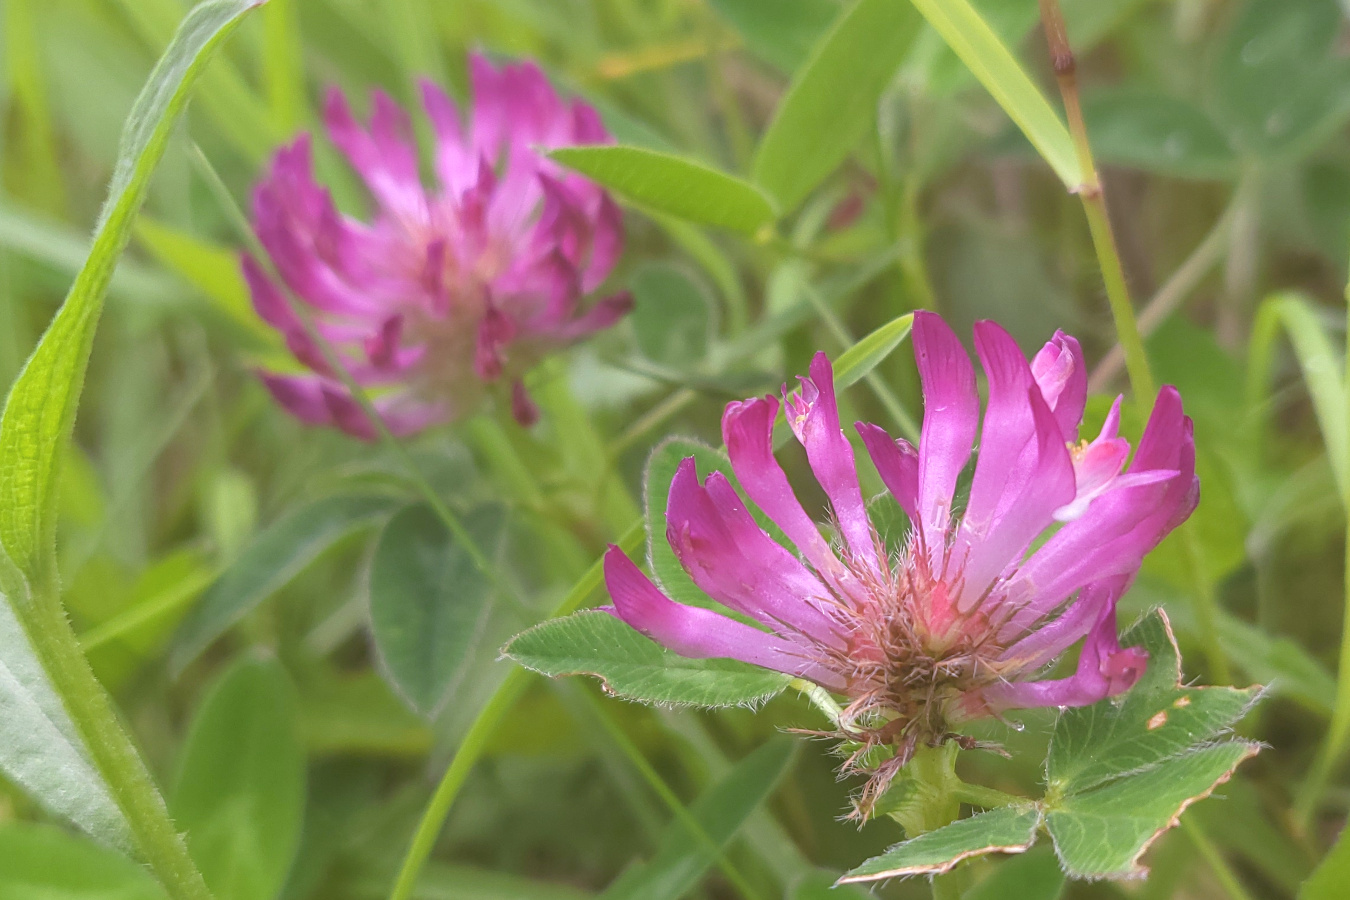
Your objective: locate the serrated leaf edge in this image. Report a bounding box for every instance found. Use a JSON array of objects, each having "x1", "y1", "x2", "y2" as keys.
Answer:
[
  {"x1": 835, "y1": 807, "x2": 1042, "y2": 884},
  {"x1": 1048, "y1": 740, "x2": 1262, "y2": 881}
]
